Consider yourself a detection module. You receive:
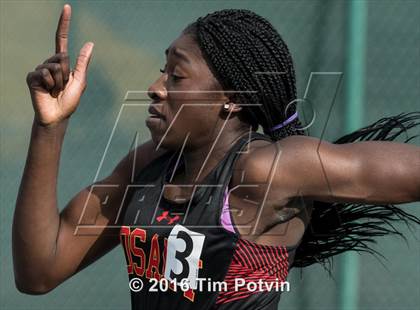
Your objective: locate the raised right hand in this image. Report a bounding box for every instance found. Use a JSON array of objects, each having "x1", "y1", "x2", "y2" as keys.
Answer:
[{"x1": 26, "y1": 4, "x2": 94, "y2": 127}]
